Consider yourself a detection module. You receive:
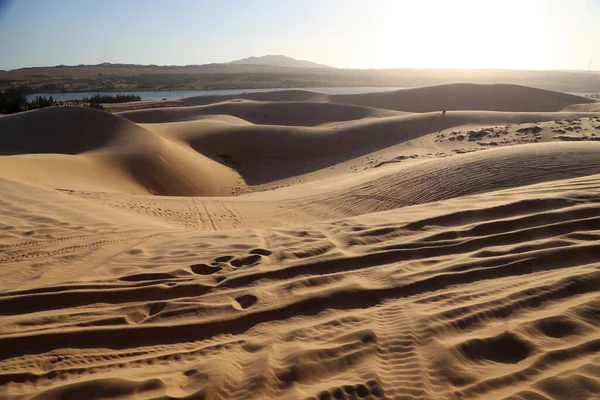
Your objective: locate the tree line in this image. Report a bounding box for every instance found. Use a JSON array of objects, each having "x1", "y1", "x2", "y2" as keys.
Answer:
[
  {"x1": 0, "y1": 88, "x2": 141, "y2": 114},
  {"x1": 0, "y1": 87, "x2": 29, "y2": 113},
  {"x1": 81, "y1": 94, "x2": 141, "y2": 104}
]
